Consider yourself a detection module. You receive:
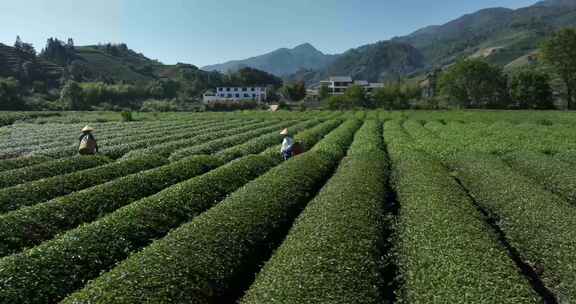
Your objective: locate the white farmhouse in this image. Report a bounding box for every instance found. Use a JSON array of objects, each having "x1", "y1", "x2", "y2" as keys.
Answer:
[
  {"x1": 312, "y1": 76, "x2": 385, "y2": 97},
  {"x1": 203, "y1": 87, "x2": 268, "y2": 103}
]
